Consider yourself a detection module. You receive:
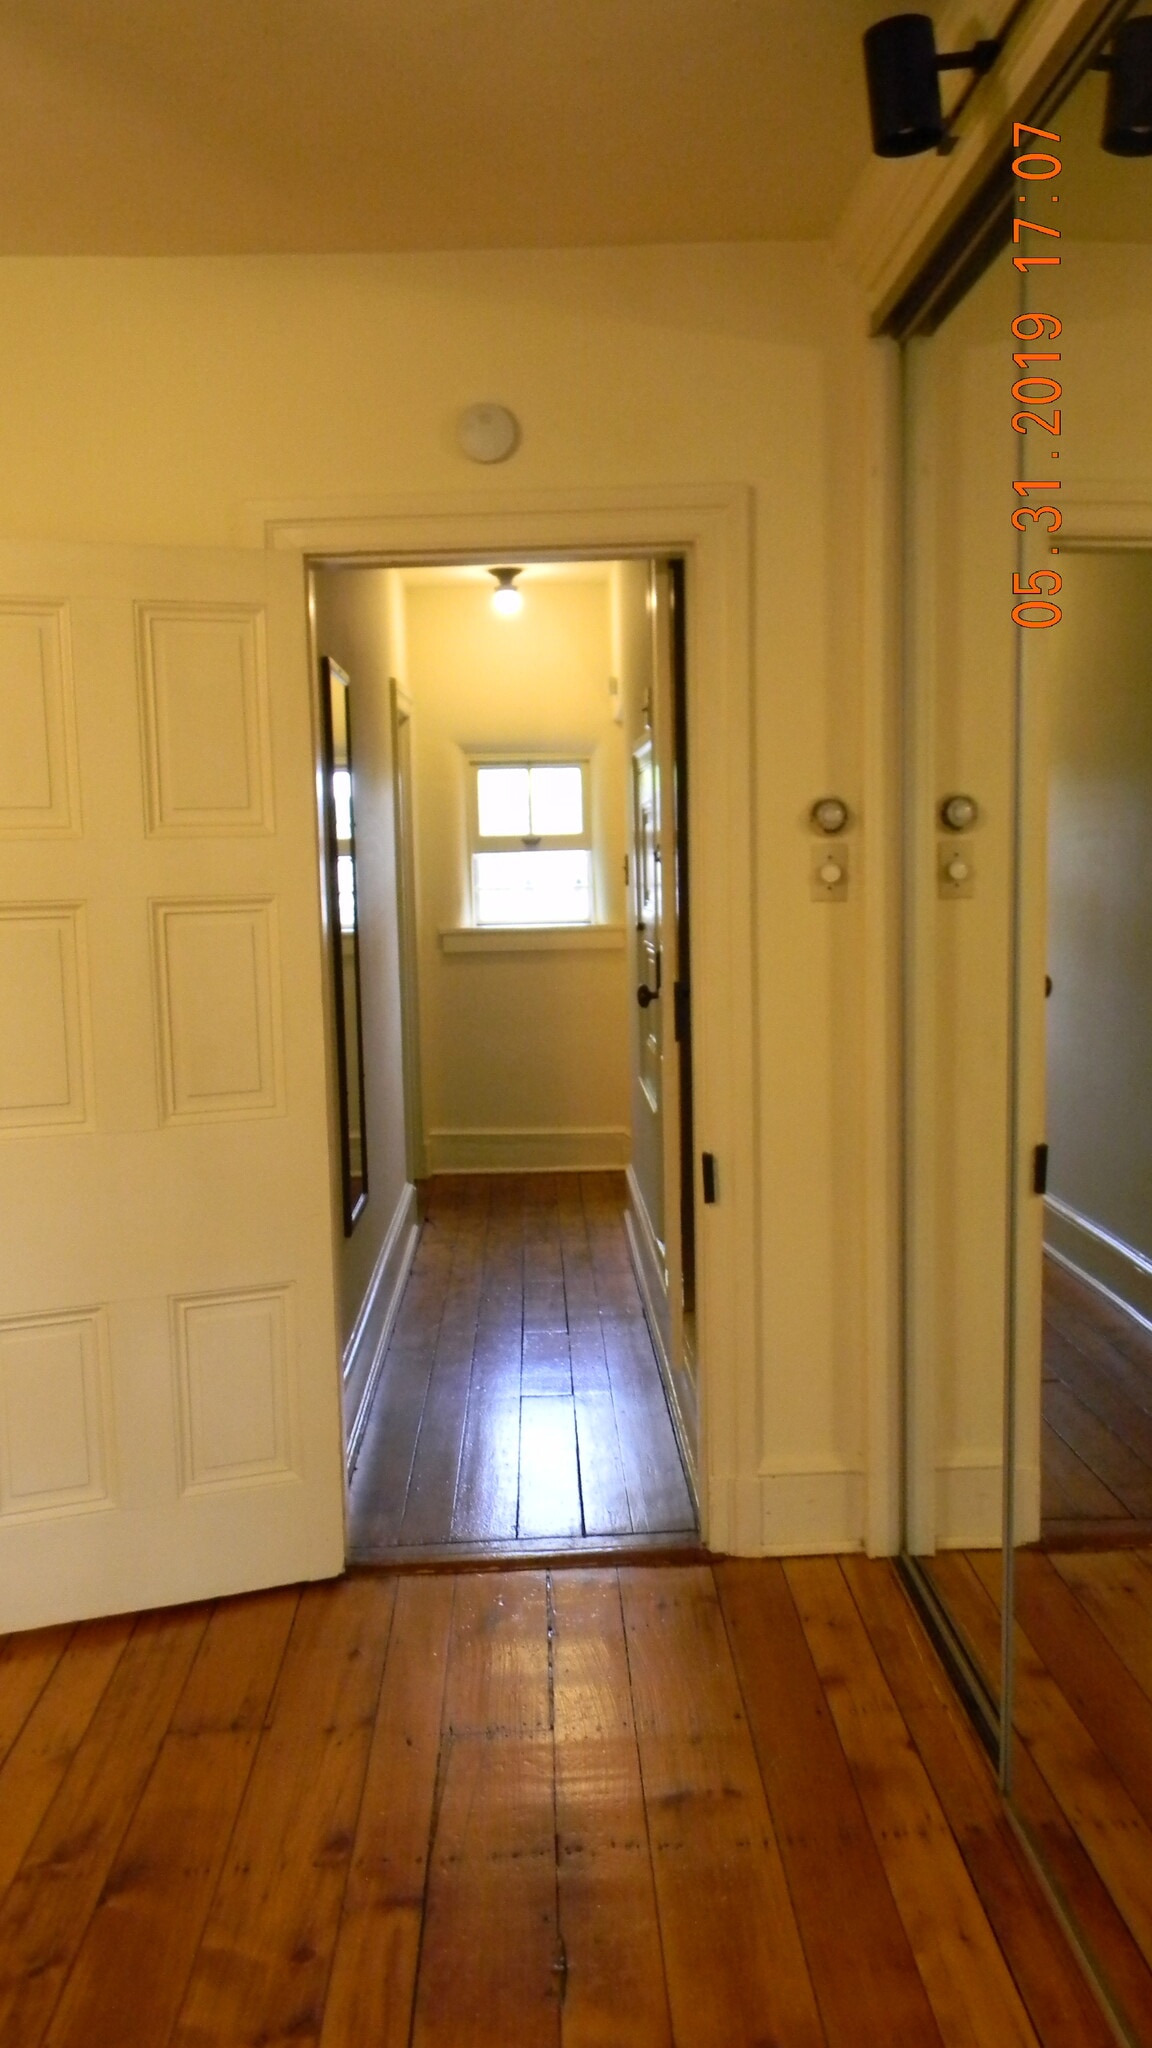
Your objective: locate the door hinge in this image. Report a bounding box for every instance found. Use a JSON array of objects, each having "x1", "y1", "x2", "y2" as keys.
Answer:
[
  {"x1": 673, "y1": 981, "x2": 691, "y2": 1043},
  {"x1": 701, "y1": 1152, "x2": 718, "y2": 1204},
  {"x1": 1032, "y1": 1143, "x2": 1049, "y2": 1196}
]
